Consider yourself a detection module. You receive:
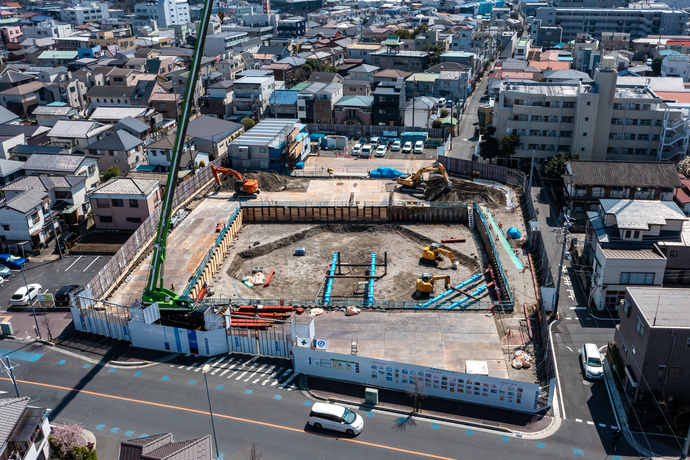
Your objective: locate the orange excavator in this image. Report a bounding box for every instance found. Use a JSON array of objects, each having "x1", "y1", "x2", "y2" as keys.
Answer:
[{"x1": 211, "y1": 166, "x2": 260, "y2": 195}]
